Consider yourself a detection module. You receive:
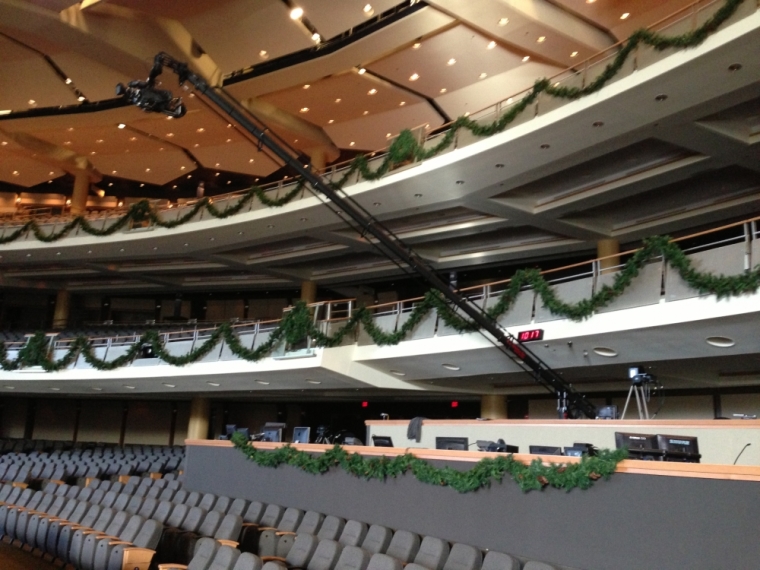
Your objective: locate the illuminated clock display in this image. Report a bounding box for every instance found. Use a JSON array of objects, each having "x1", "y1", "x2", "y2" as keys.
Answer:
[{"x1": 517, "y1": 329, "x2": 544, "y2": 342}]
